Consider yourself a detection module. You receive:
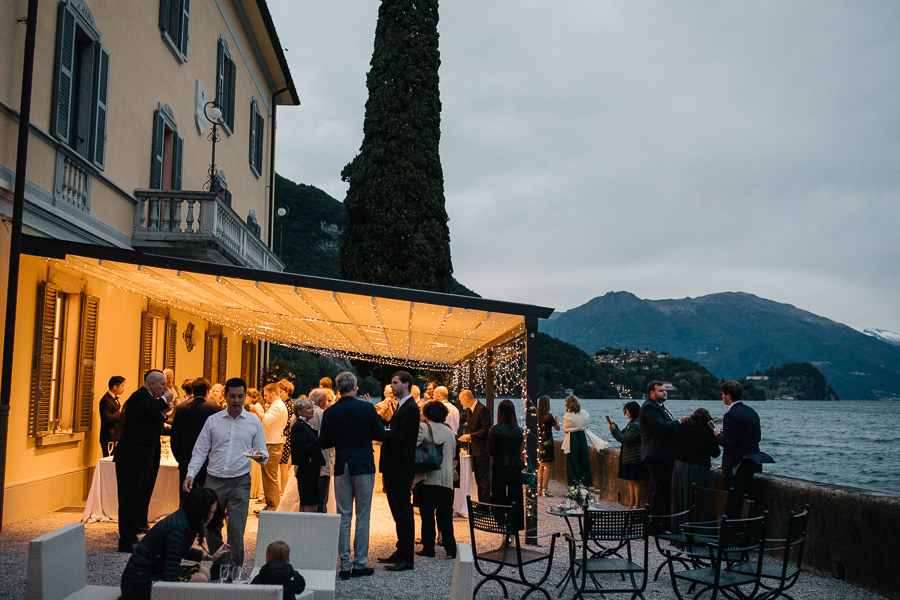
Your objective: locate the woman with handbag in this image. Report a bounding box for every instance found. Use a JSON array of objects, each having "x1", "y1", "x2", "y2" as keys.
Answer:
[
  {"x1": 414, "y1": 401, "x2": 458, "y2": 558},
  {"x1": 488, "y1": 399, "x2": 525, "y2": 531}
]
